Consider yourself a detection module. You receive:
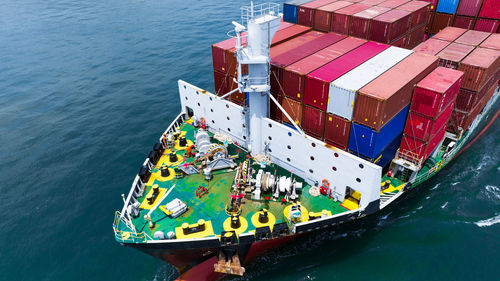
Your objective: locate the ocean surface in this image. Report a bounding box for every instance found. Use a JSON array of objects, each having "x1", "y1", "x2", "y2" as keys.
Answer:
[{"x1": 1, "y1": 0, "x2": 499, "y2": 280}]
